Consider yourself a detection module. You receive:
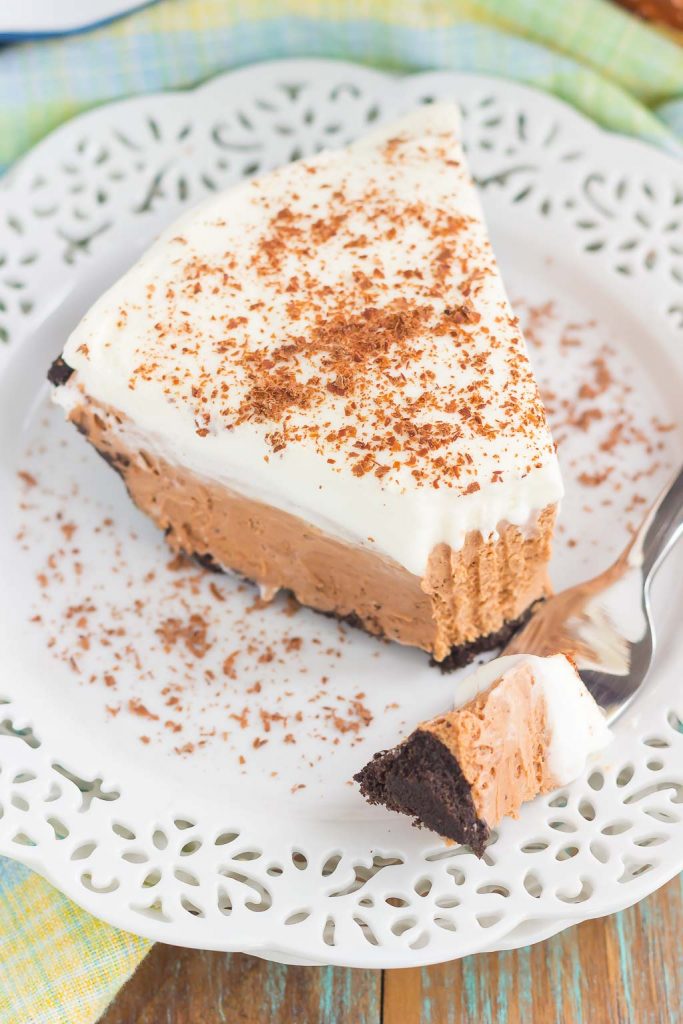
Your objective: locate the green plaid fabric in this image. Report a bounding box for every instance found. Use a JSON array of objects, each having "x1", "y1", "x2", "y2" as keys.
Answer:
[{"x1": 1, "y1": 0, "x2": 682, "y2": 171}]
